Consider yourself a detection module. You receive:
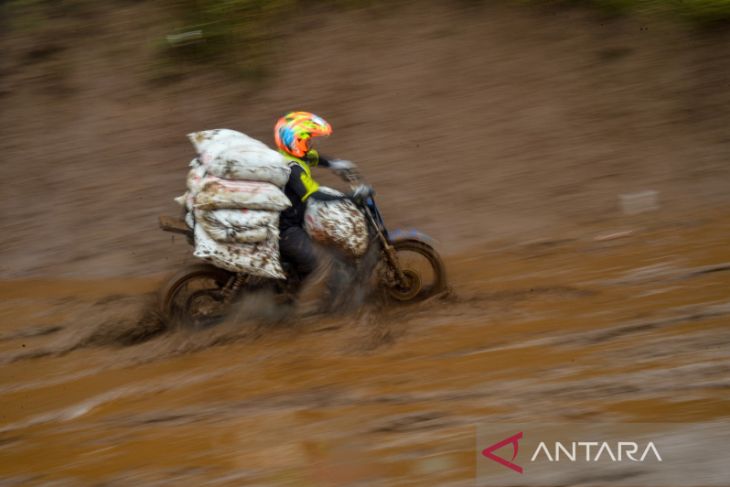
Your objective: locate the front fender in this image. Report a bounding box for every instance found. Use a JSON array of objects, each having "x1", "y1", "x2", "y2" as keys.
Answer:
[{"x1": 387, "y1": 228, "x2": 436, "y2": 246}]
